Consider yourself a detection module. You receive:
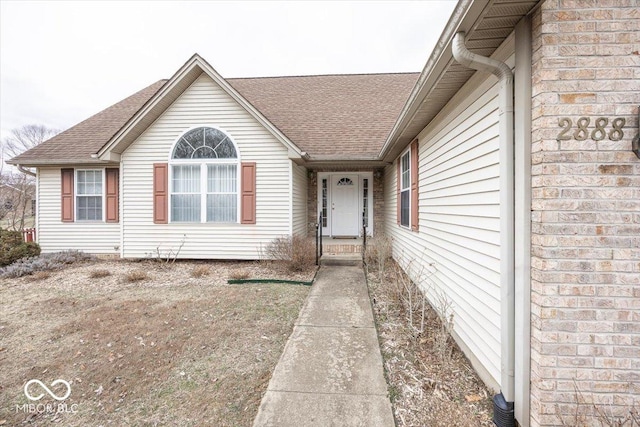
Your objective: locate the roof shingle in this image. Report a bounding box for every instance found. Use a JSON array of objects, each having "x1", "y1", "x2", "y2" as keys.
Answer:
[
  {"x1": 9, "y1": 72, "x2": 419, "y2": 165},
  {"x1": 9, "y1": 80, "x2": 167, "y2": 165},
  {"x1": 227, "y1": 73, "x2": 419, "y2": 160}
]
